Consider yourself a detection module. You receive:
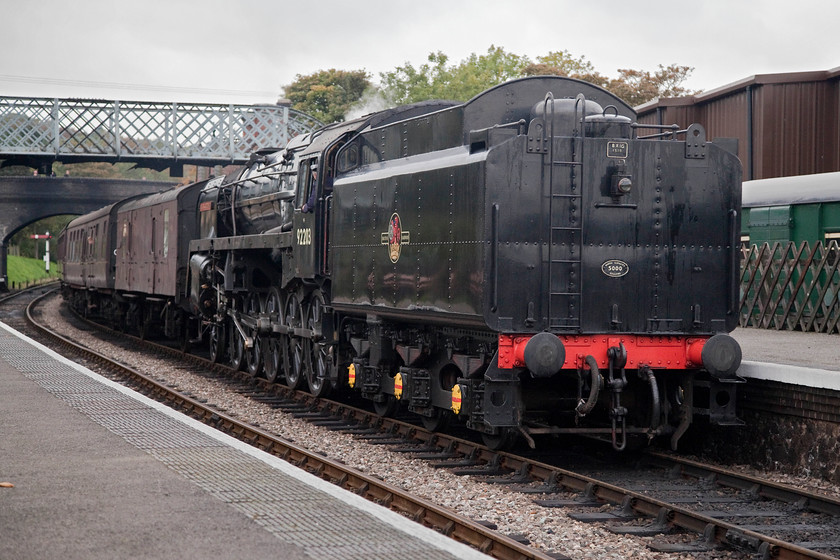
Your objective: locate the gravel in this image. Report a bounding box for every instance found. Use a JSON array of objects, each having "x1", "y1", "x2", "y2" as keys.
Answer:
[{"x1": 37, "y1": 295, "x2": 836, "y2": 559}]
